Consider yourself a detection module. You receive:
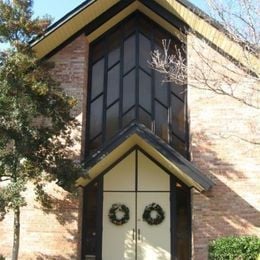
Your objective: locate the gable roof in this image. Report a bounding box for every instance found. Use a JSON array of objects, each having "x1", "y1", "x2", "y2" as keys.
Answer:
[
  {"x1": 76, "y1": 123, "x2": 214, "y2": 191},
  {"x1": 31, "y1": 0, "x2": 259, "y2": 74}
]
